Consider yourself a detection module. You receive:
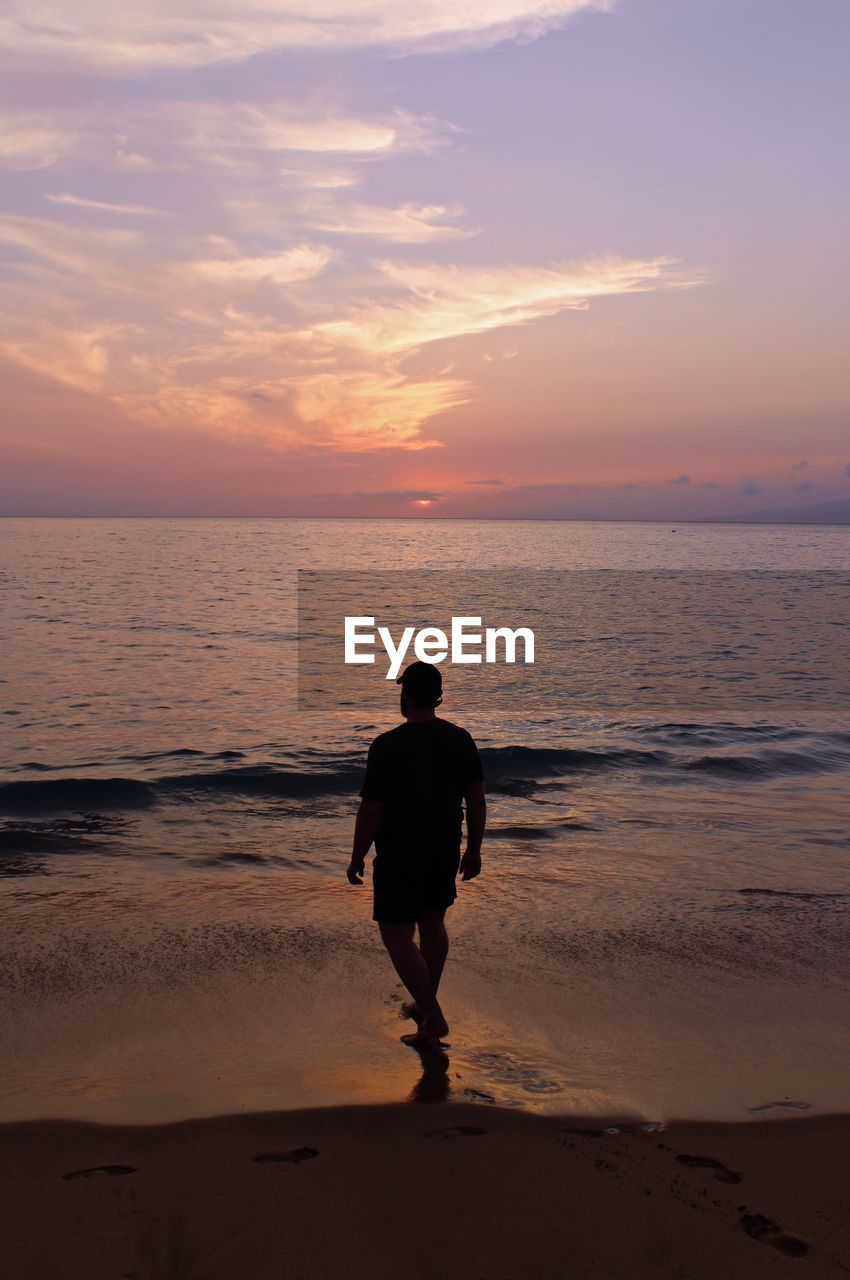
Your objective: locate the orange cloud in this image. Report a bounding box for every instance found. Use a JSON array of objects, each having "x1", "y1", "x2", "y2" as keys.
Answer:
[
  {"x1": 317, "y1": 255, "x2": 696, "y2": 355},
  {"x1": 306, "y1": 202, "x2": 476, "y2": 243},
  {"x1": 0, "y1": 206, "x2": 698, "y2": 455}
]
